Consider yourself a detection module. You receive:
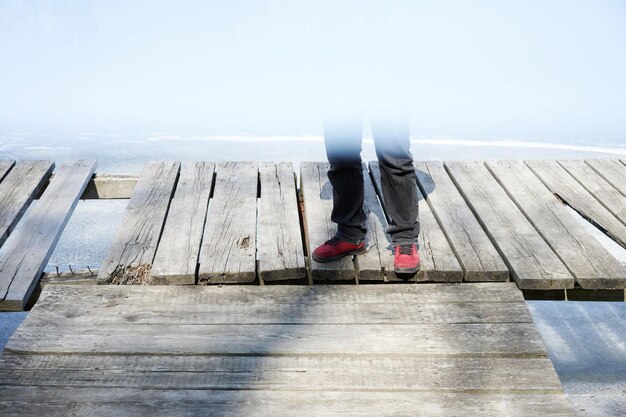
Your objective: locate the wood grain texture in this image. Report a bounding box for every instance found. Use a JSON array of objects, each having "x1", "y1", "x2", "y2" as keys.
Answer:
[
  {"x1": 24, "y1": 285, "x2": 534, "y2": 325},
  {"x1": 370, "y1": 161, "x2": 463, "y2": 282},
  {"x1": 415, "y1": 161, "x2": 509, "y2": 281},
  {"x1": 257, "y1": 162, "x2": 306, "y2": 281},
  {"x1": 148, "y1": 162, "x2": 214, "y2": 284},
  {"x1": 6, "y1": 320, "x2": 546, "y2": 358},
  {"x1": 558, "y1": 159, "x2": 626, "y2": 225},
  {"x1": 0, "y1": 160, "x2": 54, "y2": 248},
  {"x1": 97, "y1": 161, "x2": 180, "y2": 284},
  {"x1": 300, "y1": 162, "x2": 355, "y2": 281},
  {"x1": 357, "y1": 163, "x2": 392, "y2": 281},
  {"x1": 0, "y1": 387, "x2": 575, "y2": 417},
  {"x1": 0, "y1": 354, "x2": 561, "y2": 392},
  {"x1": 0, "y1": 160, "x2": 14, "y2": 182},
  {"x1": 29, "y1": 281, "x2": 527, "y2": 304},
  {"x1": 6, "y1": 284, "x2": 543, "y2": 357},
  {"x1": 0, "y1": 282, "x2": 572, "y2": 416},
  {"x1": 446, "y1": 161, "x2": 574, "y2": 289},
  {"x1": 487, "y1": 160, "x2": 626, "y2": 289},
  {"x1": 0, "y1": 160, "x2": 96, "y2": 311},
  {"x1": 526, "y1": 159, "x2": 626, "y2": 249},
  {"x1": 198, "y1": 161, "x2": 258, "y2": 283},
  {"x1": 585, "y1": 159, "x2": 626, "y2": 198}
]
